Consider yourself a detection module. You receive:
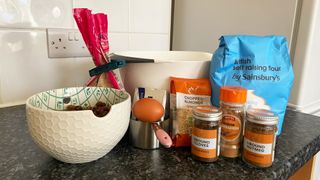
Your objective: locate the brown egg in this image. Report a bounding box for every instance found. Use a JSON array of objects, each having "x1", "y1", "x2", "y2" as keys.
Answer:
[{"x1": 132, "y1": 98, "x2": 164, "y2": 122}]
